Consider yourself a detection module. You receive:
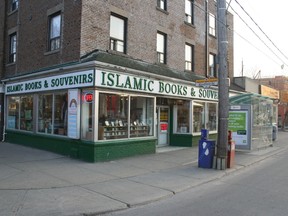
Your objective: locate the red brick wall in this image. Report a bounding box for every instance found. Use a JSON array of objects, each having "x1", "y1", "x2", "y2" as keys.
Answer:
[{"x1": 3, "y1": 0, "x2": 234, "y2": 80}]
